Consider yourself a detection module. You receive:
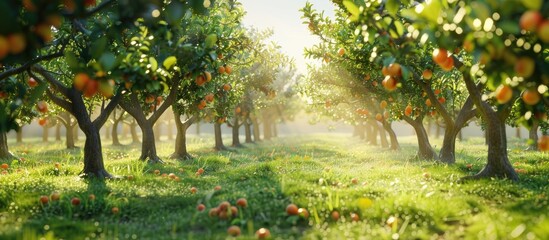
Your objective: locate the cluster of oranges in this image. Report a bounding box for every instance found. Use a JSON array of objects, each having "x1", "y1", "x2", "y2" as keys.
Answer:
[{"x1": 381, "y1": 63, "x2": 402, "y2": 91}]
